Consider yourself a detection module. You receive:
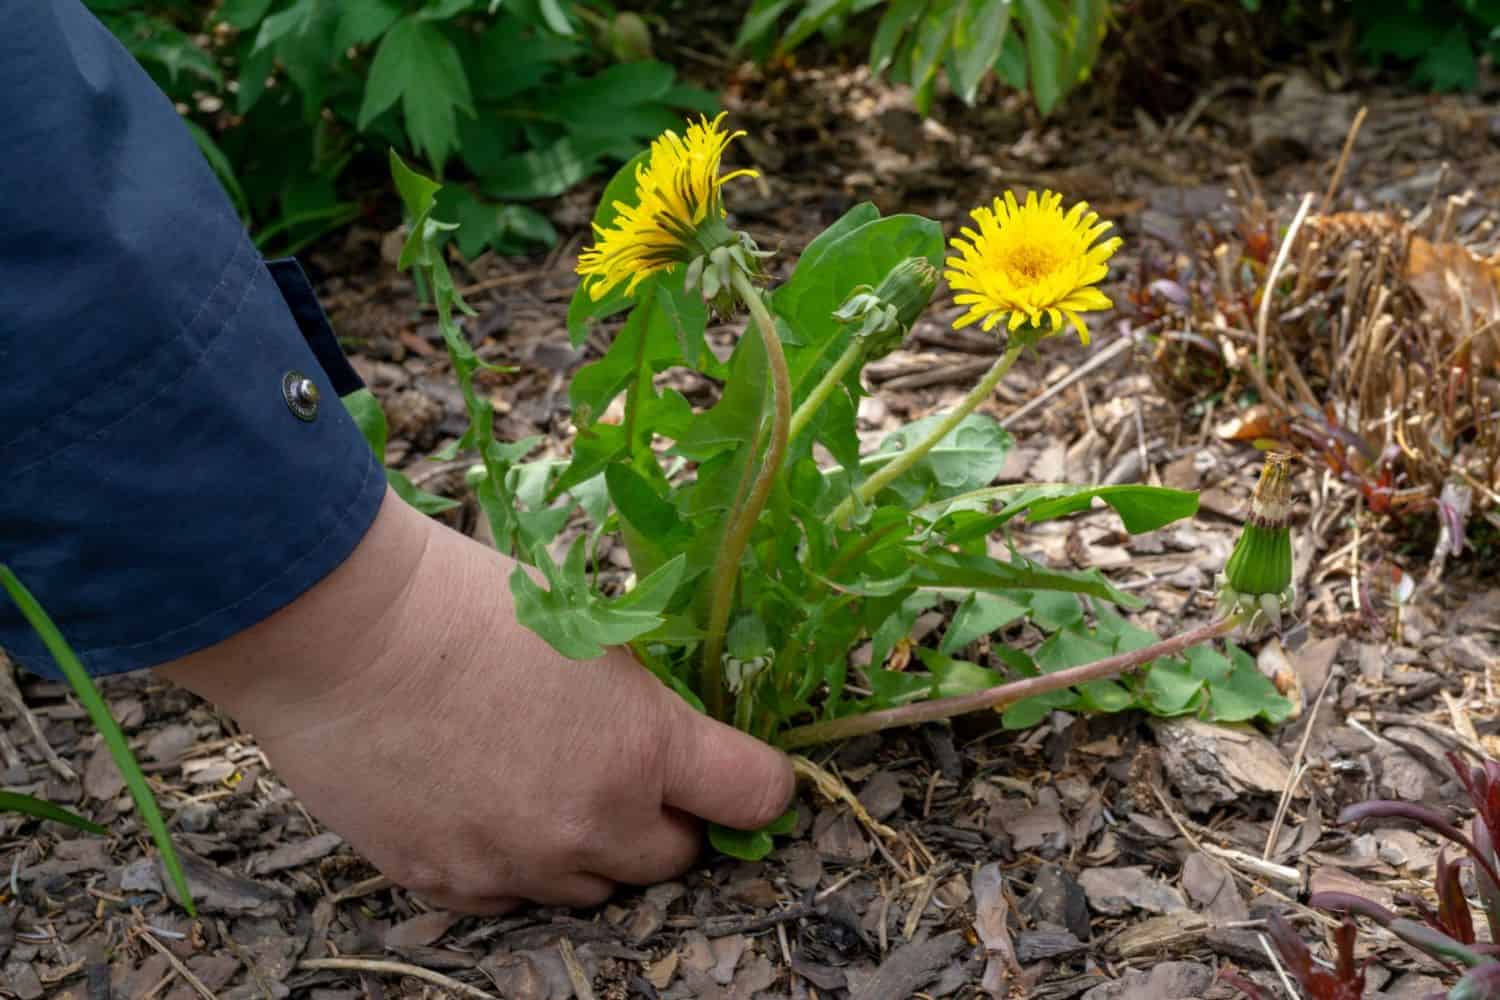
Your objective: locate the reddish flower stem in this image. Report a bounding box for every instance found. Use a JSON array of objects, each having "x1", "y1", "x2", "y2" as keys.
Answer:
[{"x1": 775, "y1": 615, "x2": 1241, "y2": 749}]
